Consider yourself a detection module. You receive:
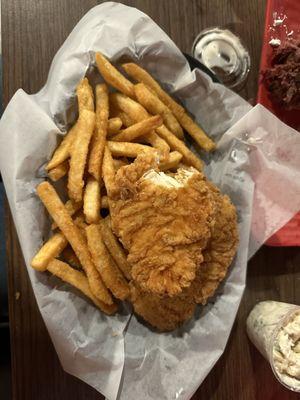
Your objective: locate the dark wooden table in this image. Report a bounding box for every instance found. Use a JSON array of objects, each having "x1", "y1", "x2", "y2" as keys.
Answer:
[{"x1": 2, "y1": 1, "x2": 300, "y2": 399}]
